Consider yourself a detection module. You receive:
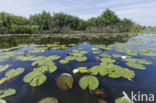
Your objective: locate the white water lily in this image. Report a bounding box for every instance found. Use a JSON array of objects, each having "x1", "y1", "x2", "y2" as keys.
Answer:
[
  {"x1": 121, "y1": 56, "x2": 127, "y2": 60},
  {"x1": 73, "y1": 69, "x2": 78, "y2": 74},
  {"x1": 91, "y1": 48, "x2": 97, "y2": 51}
]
